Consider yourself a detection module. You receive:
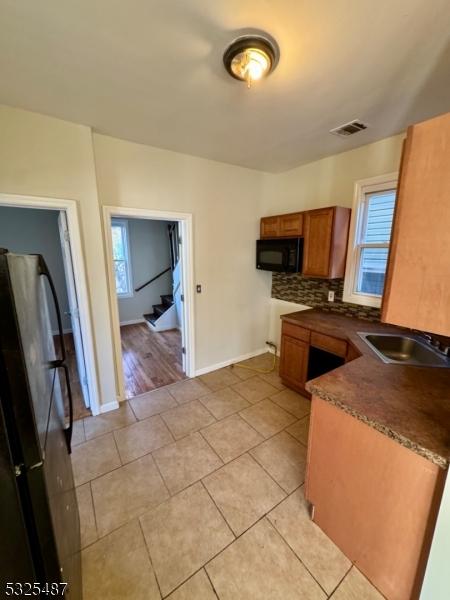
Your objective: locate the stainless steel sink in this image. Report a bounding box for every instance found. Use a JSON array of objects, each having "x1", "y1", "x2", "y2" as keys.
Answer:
[{"x1": 358, "y1": 333, "x2": 450, "y2": 368}]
